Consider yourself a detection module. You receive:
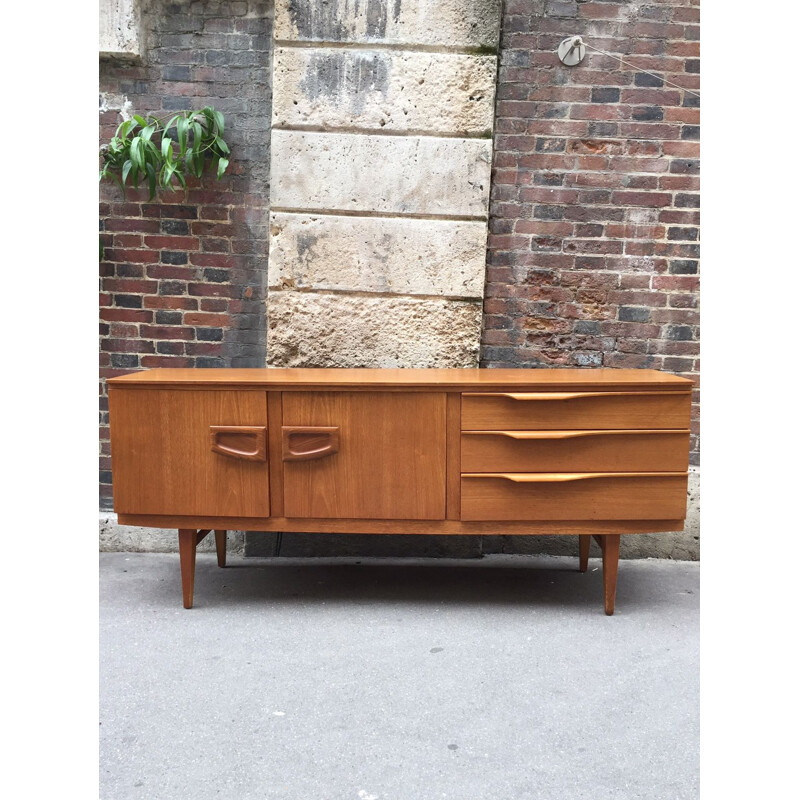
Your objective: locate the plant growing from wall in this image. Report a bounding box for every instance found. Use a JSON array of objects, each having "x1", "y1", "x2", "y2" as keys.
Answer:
[{"x1": 99, "y1": 107, "x2": 230, "y2": 200}]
